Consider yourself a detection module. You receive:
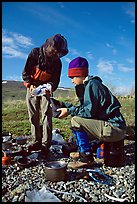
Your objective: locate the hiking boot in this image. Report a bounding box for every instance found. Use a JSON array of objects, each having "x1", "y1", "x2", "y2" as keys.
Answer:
[
  {"x1": 67, "y1": 161, "x2": 90, "y2": 169},
  {"x1": 68, "y1": 151, "x2": 95, "y2": 169},
  {"x1": 70, "y1": 141, "x2": 103, "y2": 160},
  {"x1": 67, "y1": 159, "x2": 97, "y2": 169},
  {"x1": 62, "y1": 141, "x2": 78, "y2": 156},
  {"x1": 40, "y1": 145, "x2": 49, "y2": 159},
  {"x1": 27, "y1": 141, "x2": 42, "y2": 153},
  {"x1": 70, "y1": 152, "x2": 80, "y2": 159},
  {"x1": 70, "y1": 151, "x2": 94, "y2": 162},
  {"x1": 79, "y1": 151, "x2": 94, "y2": 163}
]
